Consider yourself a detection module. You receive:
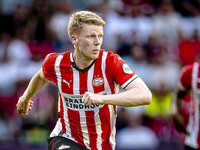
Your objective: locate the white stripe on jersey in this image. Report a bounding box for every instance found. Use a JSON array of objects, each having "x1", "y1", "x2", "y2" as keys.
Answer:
[
  {"x1": 109, "y1": 105, "x2": 116, "y2": 150},
  {"x1": 192, "y1": 62, "x2": 200, "y2": 93},
  {"x1": 192, "y1": 63, "x2": 200, "y2": 148},
  {"x1": 72, "y1": 68, "x2": 80, "y2": 95},
  {"x1": 94, "y1": 109, "x2": 102, "y2": 150},
  {"x1": 102, "y1": 52, "x2": 116, "y2": 148},
  {"x1": 54, "y1": 55, "x2": 72, "y2": 139},
  {"x1": 185, "y1": 62, "x2": 199, "y2": 148},
  {"x1": 55, "y1": 55, "x2": 63, "y2": 84},
  {"x1": 50, "y1": 118, "x2": 62, "y2": 137},
  {"x1": 80, "y1": 111, "x2": 90, "y2": 149},
  {"x1": 185, "y1": 96, "x2": 199, "y2": 149},
  {"x1": 87, "y1": 65, "x2": 94, "y2": 93},
  {"x1": 177, "y1": 82, "x2": 187, "y2": 91},
  {"x1": 102, "y1": 52, "x2": 111, "y2": 94},
  {"x1": 70, "y1": 53, "x2": 92, "y2": 148},
  {"x1": 54, "y1": 55, "x2": 64, "y2": 115},
  {"x1": 87, "y1": 65, "x2": 103, "y2": 149},
  {"x1": 71, "y1": 61, "x2": 91, "y2": 147},
  {"x1": 121, "y1": 74, "x2": 138, "y2": 89}
]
